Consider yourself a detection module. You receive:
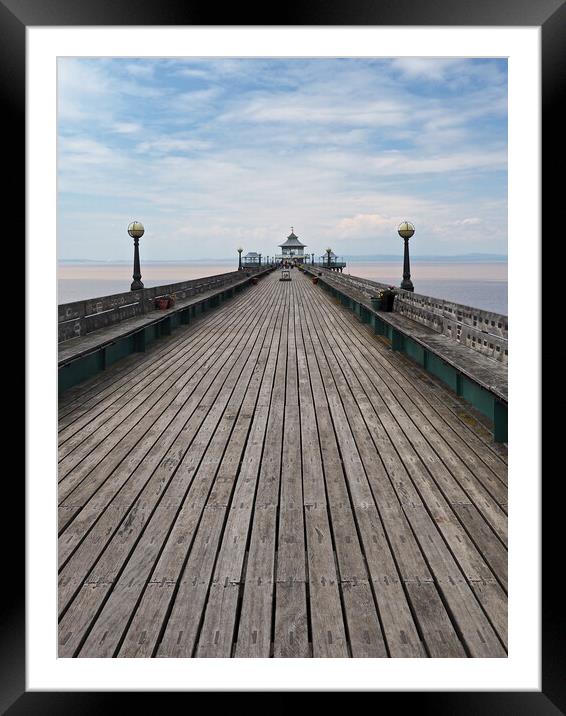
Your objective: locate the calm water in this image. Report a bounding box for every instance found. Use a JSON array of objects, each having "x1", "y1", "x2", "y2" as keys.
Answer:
[
  {"x1": 346, "y1": 261, "x2": 507, "y2": 315},
  {"x1": 57, "y1": 263, "x2": 235, "y2": 305},
  {"x1": 58, "y1": 260, "x2": 507, "y2": 315}
]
